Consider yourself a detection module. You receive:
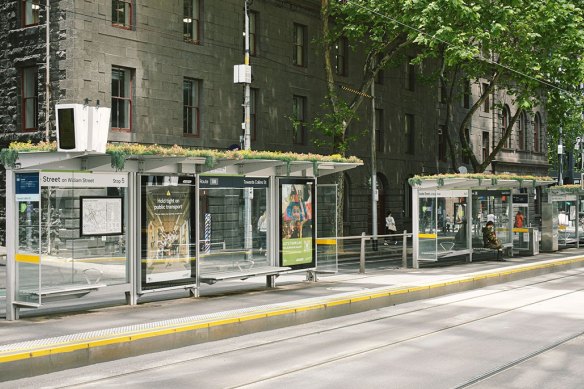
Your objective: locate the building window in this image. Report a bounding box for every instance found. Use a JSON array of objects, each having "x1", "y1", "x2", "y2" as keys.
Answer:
[
  {"x1": 463, "y1": 79, "x2": 471, "y2": 109},
  {"x1": 21, "y1": 66, "x2": 38, "y2": 131},
  {"x1": 438, "y1": 126, "x2": 447, "y2": 162},
  {"x1": 502, "y1": 105, "x2": 511, "y2": 148},
  {"x1": 405, "y1": 57, "x2": 415, "y2": 91},
  {"x1": 112, "y1": 0, "x2": 132, "y2": 29},
  {"x1": 375, "y1": 109, "x2": 383, "y2": 152},
  {"x1": 517, "y1": 112, "x2": 526, "y2": 151},
  {"x1": 111, "y1": 66, "x2": 133, "y2": 131},
  {"x1": 405, "y1": 114, "x2": 415, "y2": 154},
  {"x1": 482, "y1": 83, "x2": 490, "y2": 113},
  {"x1": 482, "y1": 131, "x2": 490, "y2": 162},
  {"x1": 22, "y1": 0, "x2": 40, "y2": 26},
  {"x1": 292, "y1": 95, "x2": 307, "y2": 145},
  {"x1": 184, "y1": 0, "x2": 201, "y2": 43},
  {"x1": 462, "y1": 128, "x2": 471, "y2": 164},
  {"x1": 183, "y1": 78, "x2": 201, "y2": 136},
  {"x1": 335, "y1": 37, "x2": 348, "y2": 76},
  {"x1": 248, "y1": 11, "x2": 258, "y2": 56},
  {"x1": 250, "y1": 88, "x2": 258, "y2": 141},
  {"x1": 293, "y1": 24, "x2": 307, "y2": 67},
  {"x1": 534, "y1": 113, "x2": 541, "y2": 152}
]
